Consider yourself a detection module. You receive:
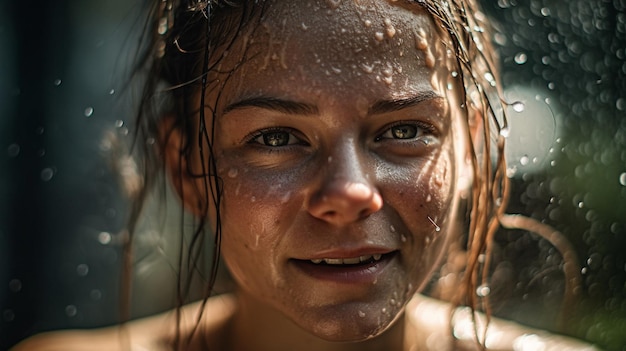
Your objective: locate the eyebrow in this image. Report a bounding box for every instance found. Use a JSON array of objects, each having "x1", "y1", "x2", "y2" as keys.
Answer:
[
  {"x1": 223, "y1": 96, "x2": 319, "y2": 115},
  {"x1": 222, "y1": 91, "x2": 443, "y2": 116},
  {"x1": 368, "y1": 91, "x2": 444, "y2": 115}
]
